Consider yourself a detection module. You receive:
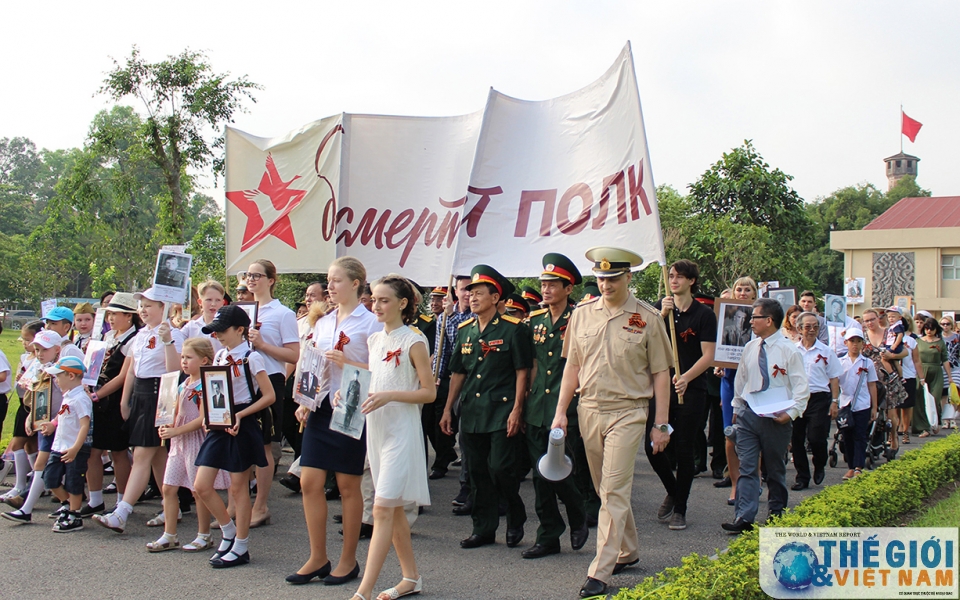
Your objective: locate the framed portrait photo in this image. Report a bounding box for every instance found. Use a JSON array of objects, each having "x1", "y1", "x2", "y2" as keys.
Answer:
[
  {"x1": 232, "y1": 301, "x2": 259, "y2": 329},
  {"x1": 82, "y1": 340, "x2": 109, "y2": 387},
  {"x1": 824, "y1": 294, "x2": 847, "y2": 326},
  {"x1": 894, "y1": 295, "x2": 912, "y2": 313},
  {"x1": 330, "y1": 364, "x2": 371, "y2": 440},
  {"x1": 154, "y1": 372, "x2": 181, "y2": 428},
  {"x1": 767, "y1": 287, "x2": 796, "y2": 315},
  {"x1": 295, "y1": 344, "x2": 326, "y2": 411},
  {"x1": 31, "y1": 379, "x2": 53, "y2": 429},
  {"x1": 845, "y1": 277, "x2": 865, "y2": 305},
  {"x1": 201, "y1": 366, "x2": 235, "y2": 431},
  {"x1": 151, "y1": 249, "x2": 193, "y2": 305},
  {"x1": 713, "y1": 298, "x2": 756, "y2": 368}
]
